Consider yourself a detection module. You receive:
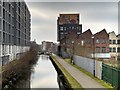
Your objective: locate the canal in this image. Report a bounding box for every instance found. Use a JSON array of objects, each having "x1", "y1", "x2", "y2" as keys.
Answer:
[{"x1": 31, "y1": 55, "x2": 59, "y2": 88}]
